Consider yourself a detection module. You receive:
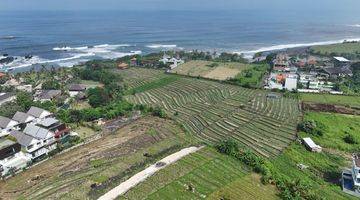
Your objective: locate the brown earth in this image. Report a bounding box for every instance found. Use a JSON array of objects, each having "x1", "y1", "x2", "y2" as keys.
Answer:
[{"x1": 302, "y1": 102, "x2": 360, "y2": 115}]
